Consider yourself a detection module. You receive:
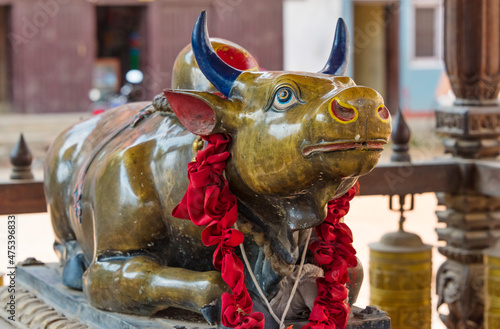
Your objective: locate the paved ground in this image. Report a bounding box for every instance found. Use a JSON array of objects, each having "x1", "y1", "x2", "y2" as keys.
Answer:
[{"x1": 0, "y1": 112, "x2": 448, "y2": 328}]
